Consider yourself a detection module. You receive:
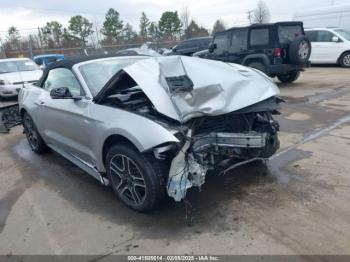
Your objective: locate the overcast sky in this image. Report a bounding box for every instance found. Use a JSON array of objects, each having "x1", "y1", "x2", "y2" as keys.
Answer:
[{"x1": 0, "y1": 0, "x2": 348, "y2": 37}]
